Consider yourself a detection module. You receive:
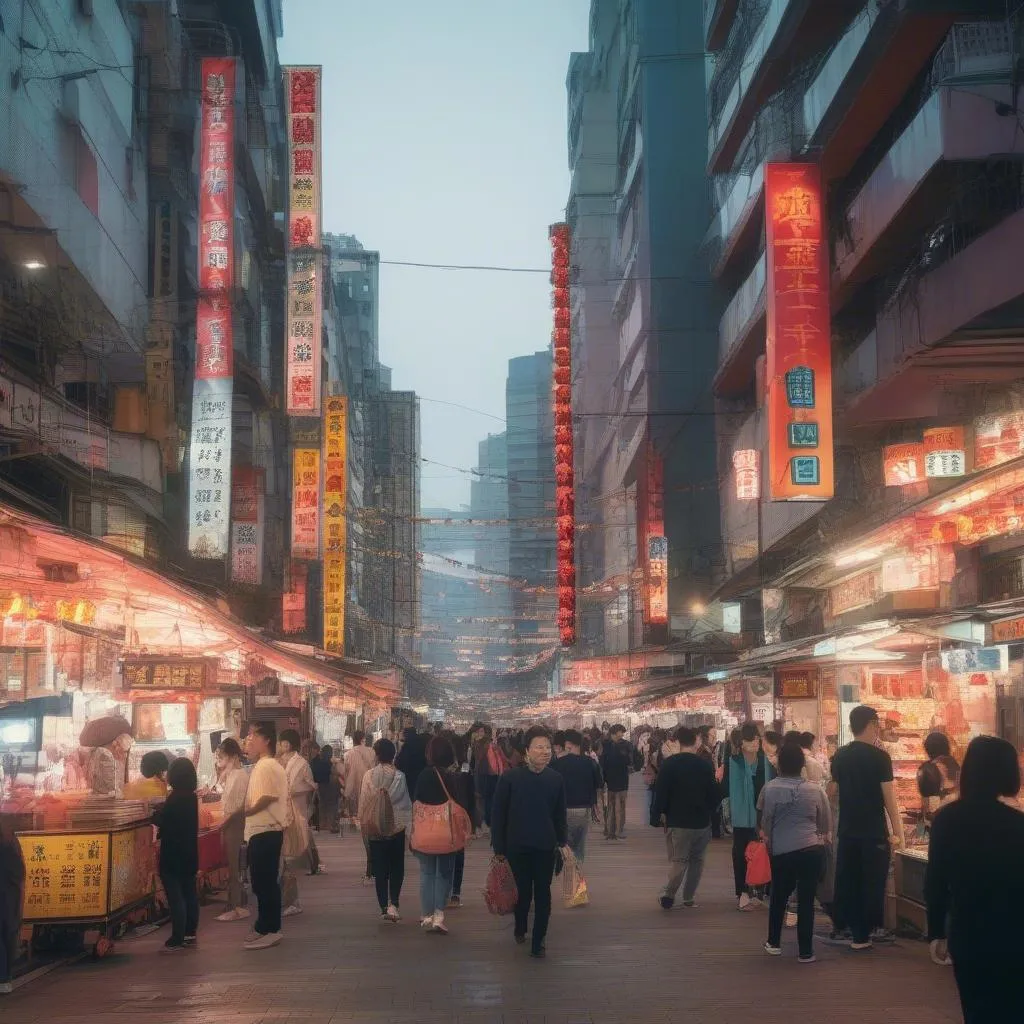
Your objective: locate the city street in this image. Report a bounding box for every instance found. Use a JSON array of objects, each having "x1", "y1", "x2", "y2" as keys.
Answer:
[{"x1": 0, "y1": 785, "x2": 961, "y2": 1024}]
